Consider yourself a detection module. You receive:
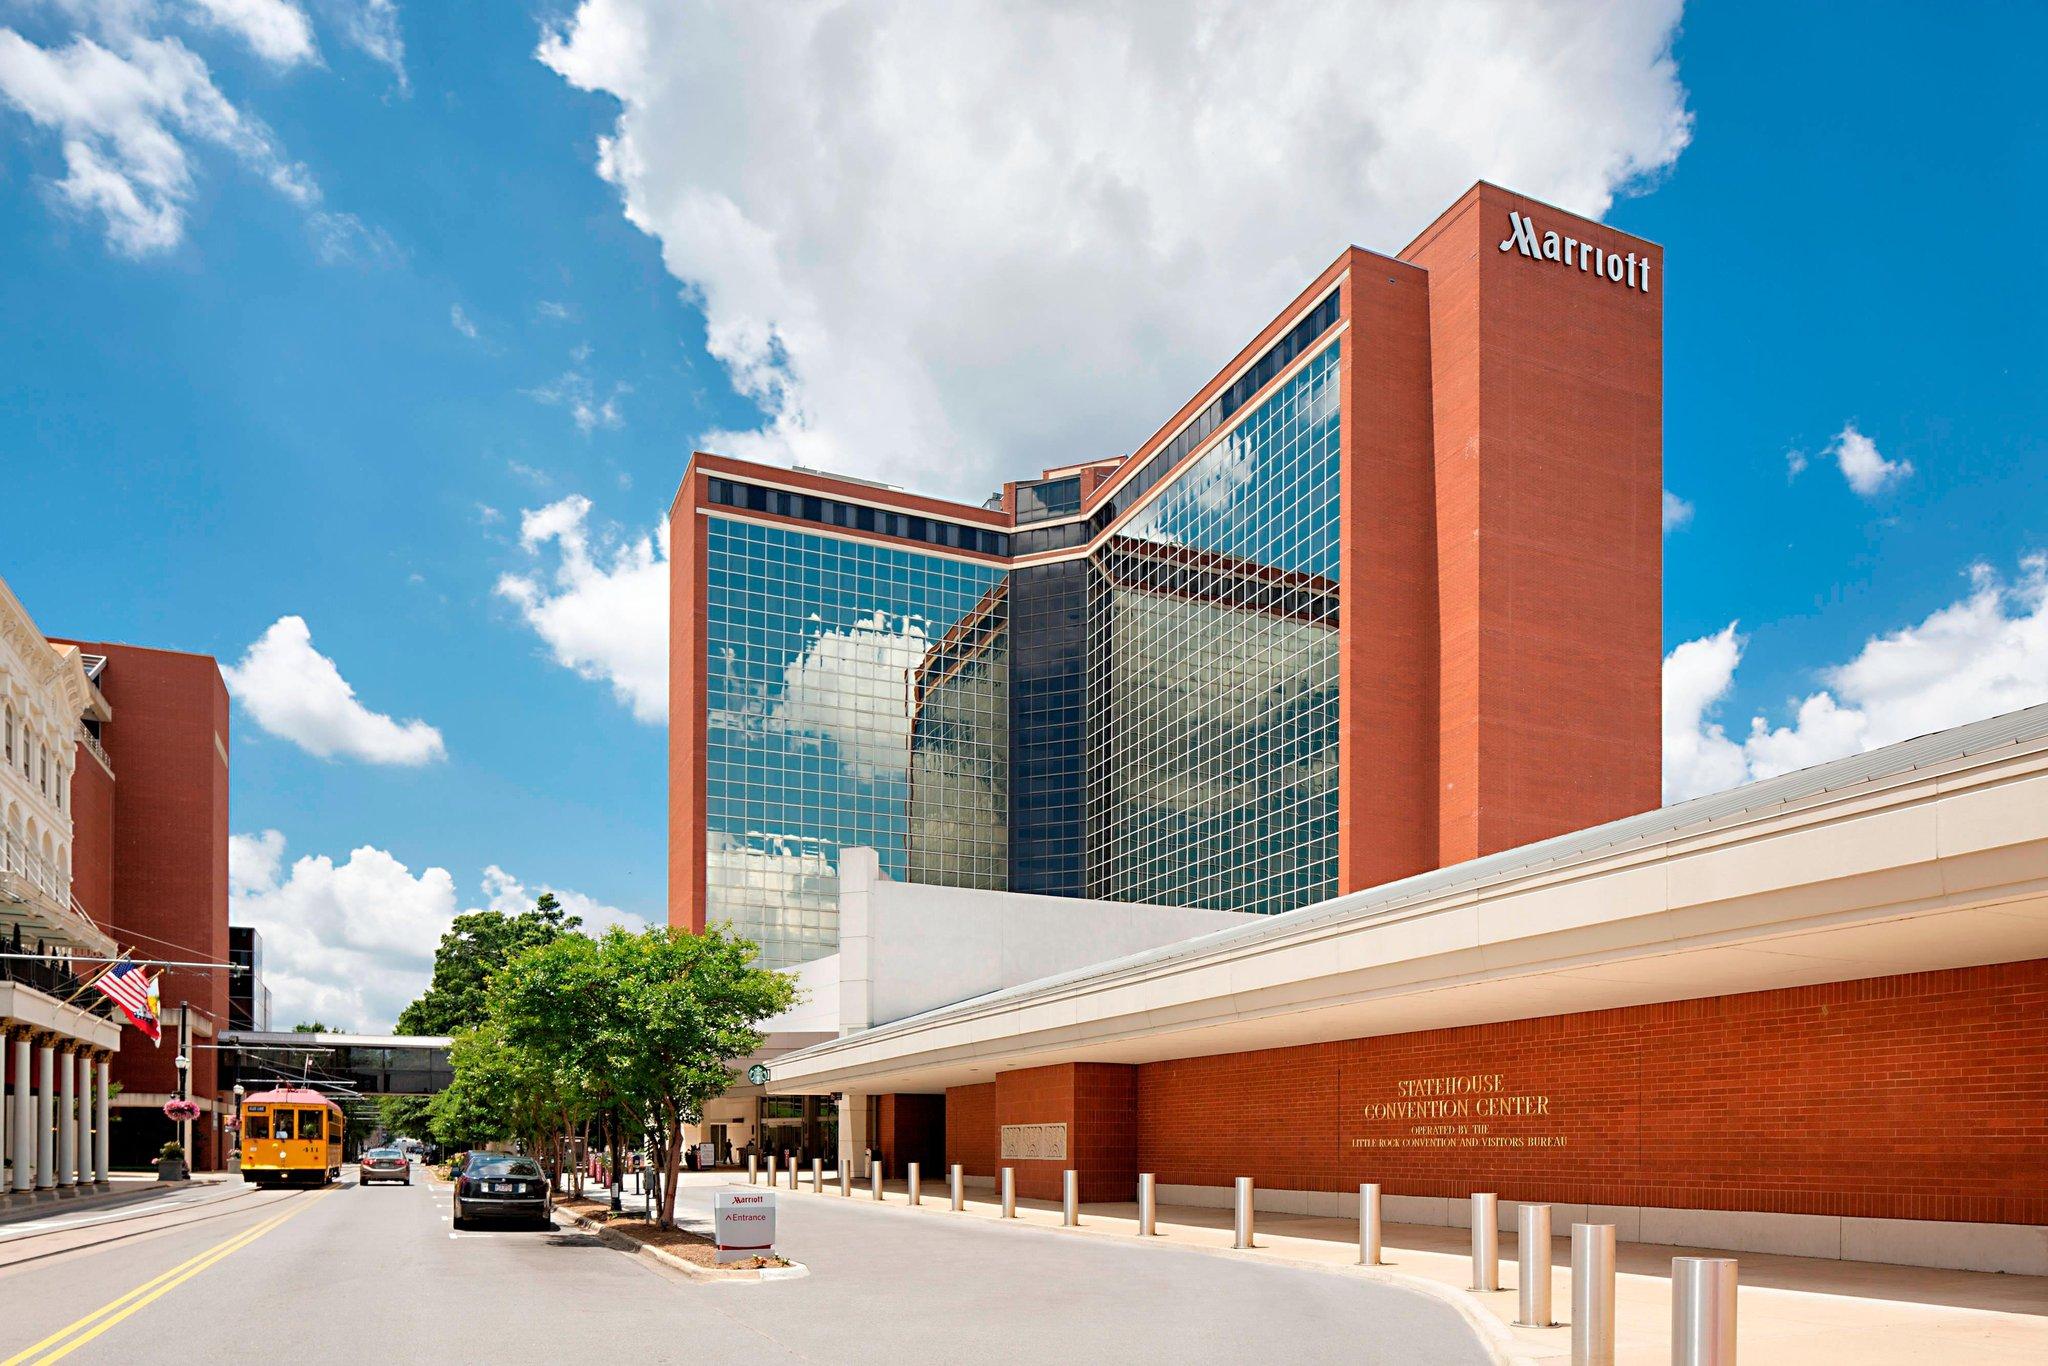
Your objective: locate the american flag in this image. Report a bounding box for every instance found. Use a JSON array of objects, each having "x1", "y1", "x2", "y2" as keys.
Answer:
[{"x1": 90, "y1": 961, "x2": 162, "y2": 1045}]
